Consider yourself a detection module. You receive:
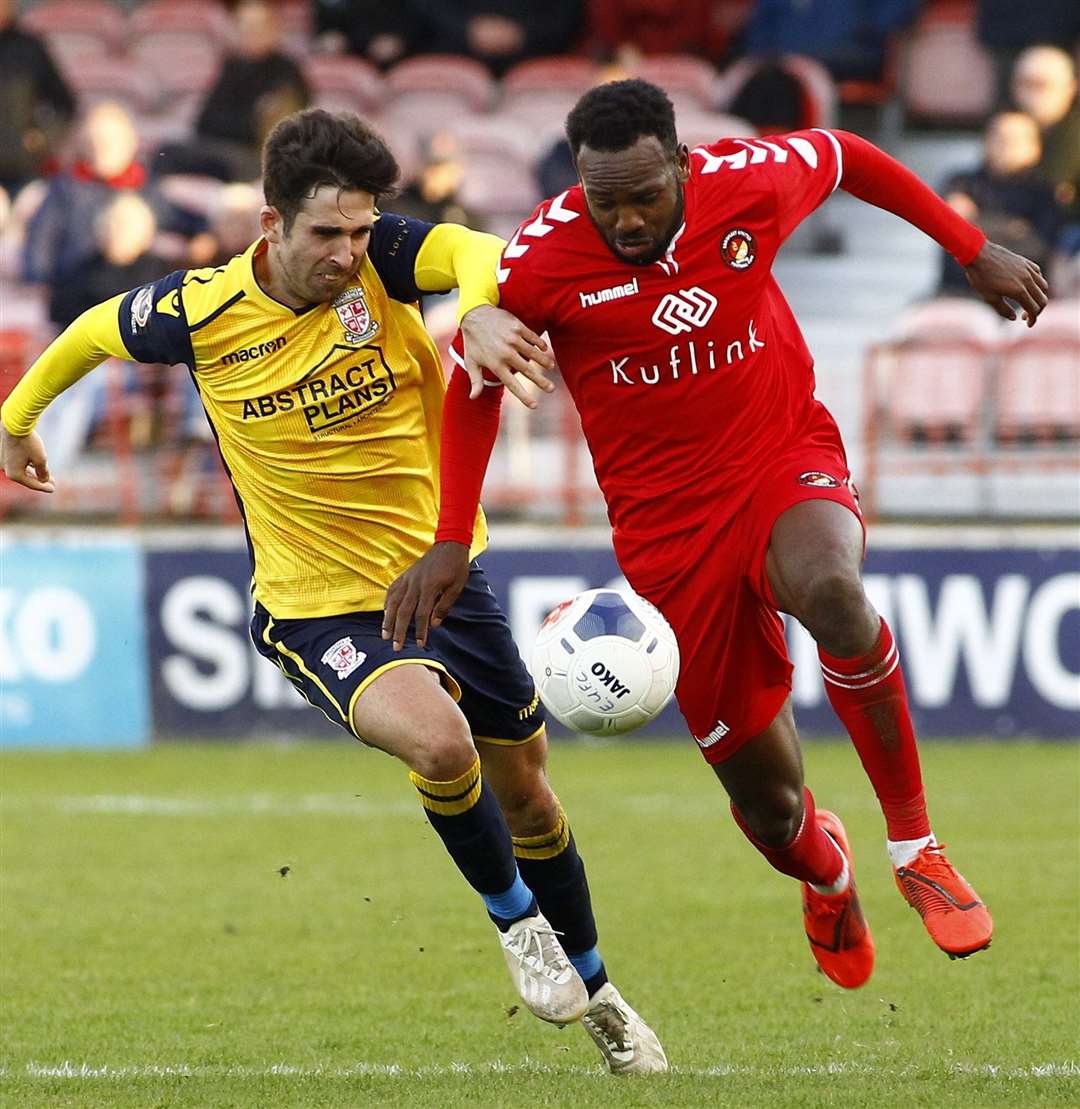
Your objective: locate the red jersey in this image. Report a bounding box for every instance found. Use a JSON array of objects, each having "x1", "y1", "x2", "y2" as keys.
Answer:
[
  {"x1": 493, "y1": 128, "x2": 850, "y2": 551},
  {"x1": 437, "y1": 129, "x2": 983, "y2": 567}
]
